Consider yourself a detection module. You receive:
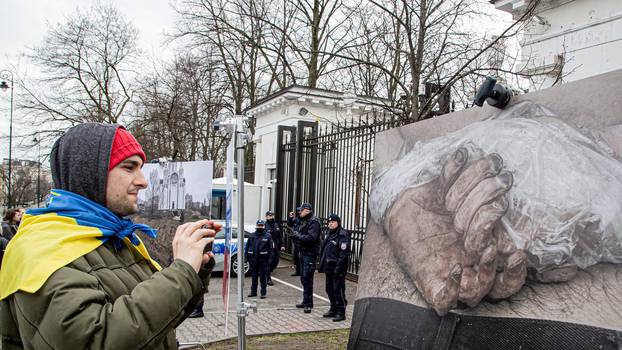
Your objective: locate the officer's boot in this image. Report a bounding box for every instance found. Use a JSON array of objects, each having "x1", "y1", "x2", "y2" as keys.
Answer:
[
  {"x1": 332, "y1": 309, "x2": 346, "y2": 322},
  {"x1": 188, "y1": 300, "x2": 204, "y2": 318},
  {"x1": 323, "y1": 307, "x2": 336, "y2": 318}
]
